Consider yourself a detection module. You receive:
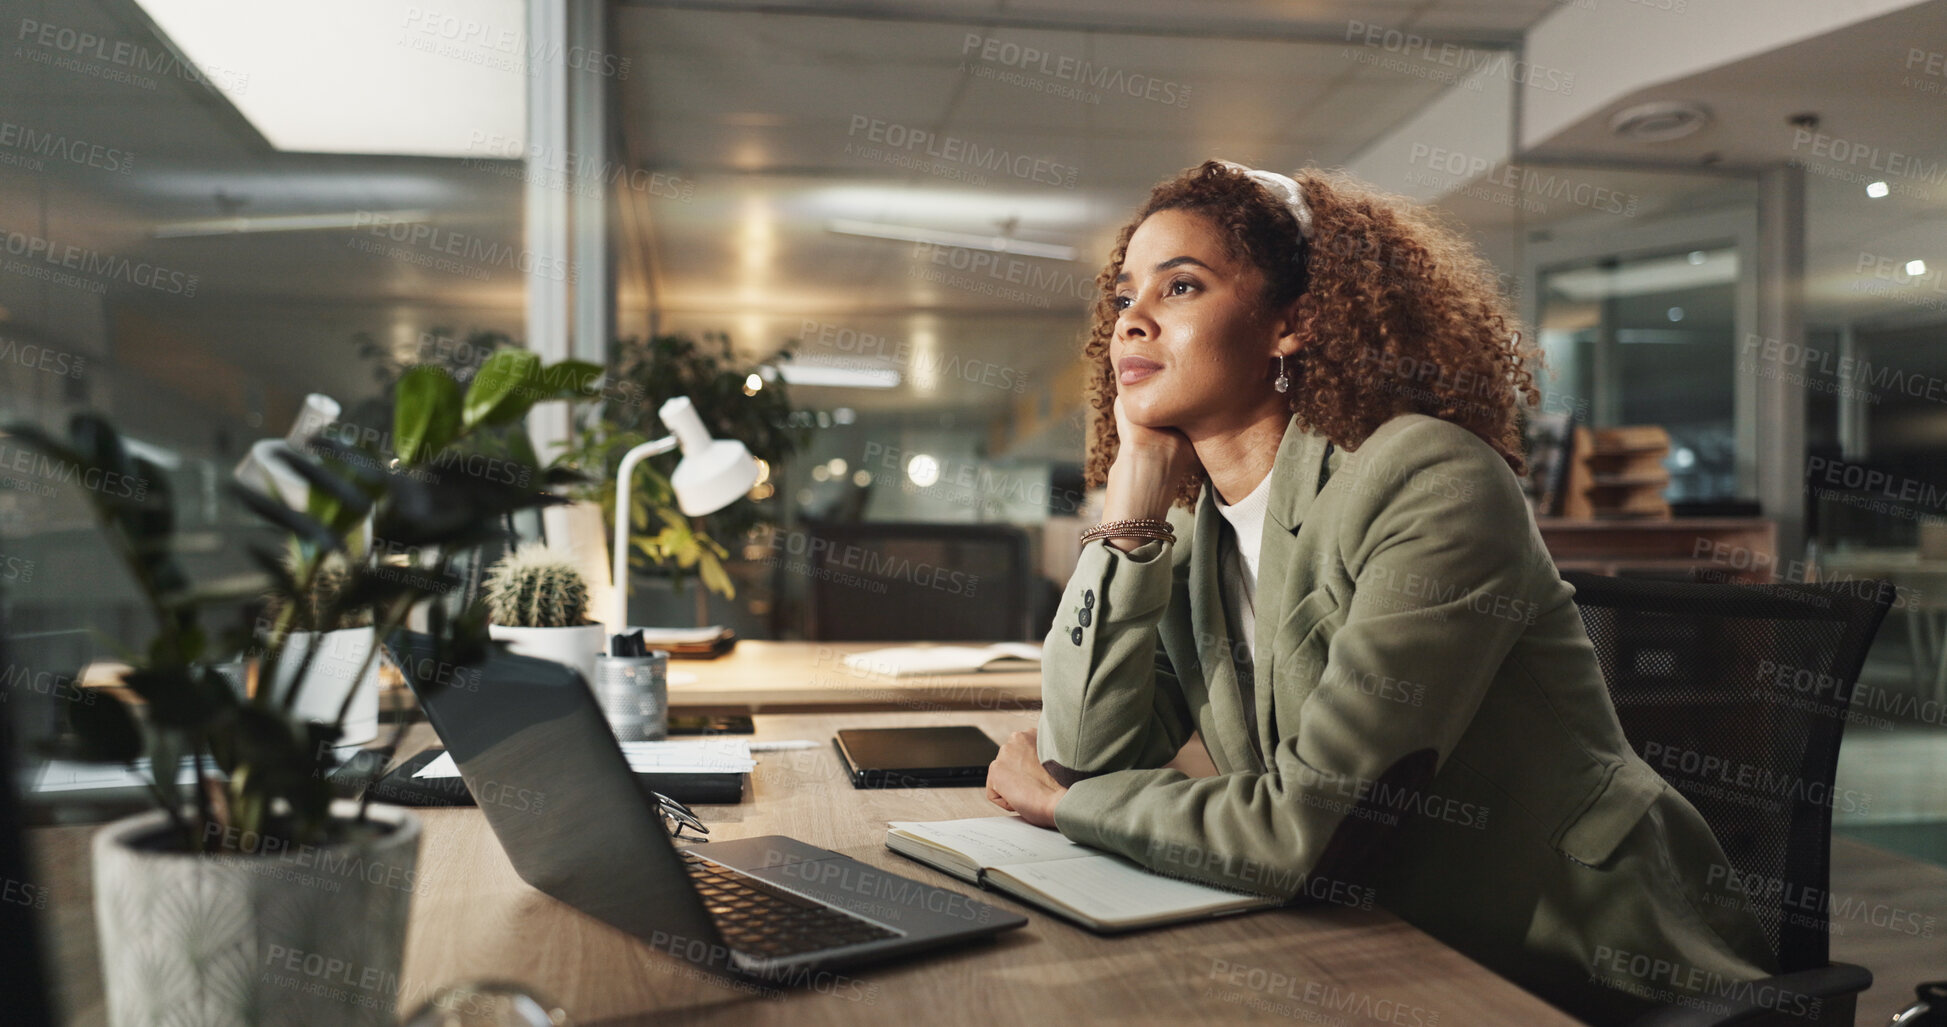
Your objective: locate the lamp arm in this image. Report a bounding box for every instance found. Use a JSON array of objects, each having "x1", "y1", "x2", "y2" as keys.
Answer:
[{"x1": 611, "y1": 434, "x2": 680, "y2": 633}]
